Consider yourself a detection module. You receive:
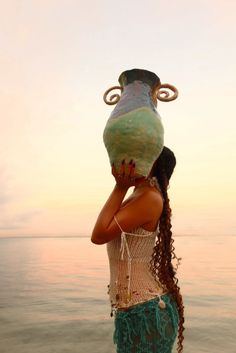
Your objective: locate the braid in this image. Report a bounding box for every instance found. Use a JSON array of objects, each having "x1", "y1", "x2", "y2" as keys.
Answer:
[{"x1": 150, "y1": 148, "x2": 185, "y2": 352}]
